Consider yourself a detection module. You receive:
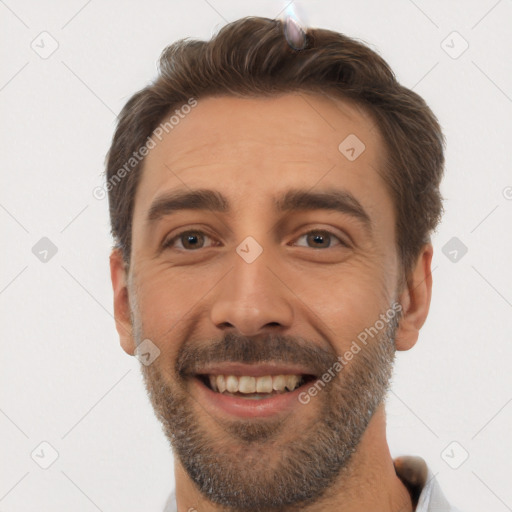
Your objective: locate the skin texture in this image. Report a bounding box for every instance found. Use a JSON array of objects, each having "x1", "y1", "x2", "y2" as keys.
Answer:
[{"x1": 110, "y1": 93, "x2": 433, "y2": 512}]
